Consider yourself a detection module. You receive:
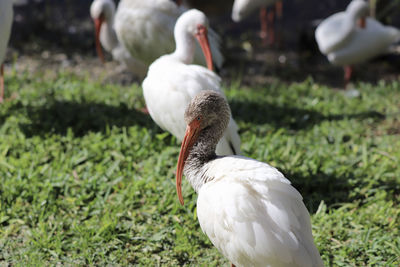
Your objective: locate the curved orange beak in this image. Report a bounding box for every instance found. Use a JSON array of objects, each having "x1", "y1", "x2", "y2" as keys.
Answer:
[
  {"x1": 195, "y1": 25, "x2": 213, "y2": 71},
  {"x1": 94, "y1": 15, "x2": 105, "y2": 63},
  {"x1": 176, "y1": 119, "x2": 201, "y2": 205}
]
